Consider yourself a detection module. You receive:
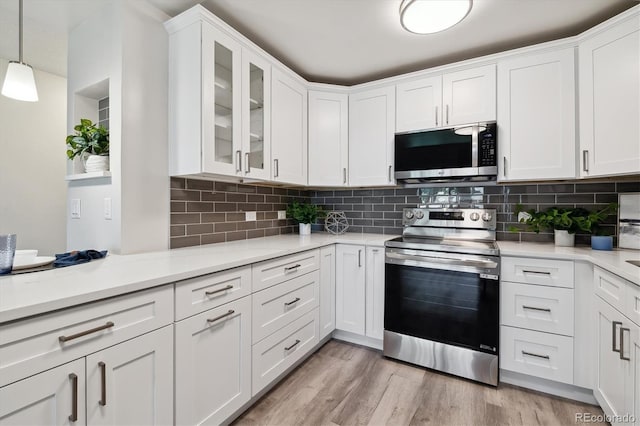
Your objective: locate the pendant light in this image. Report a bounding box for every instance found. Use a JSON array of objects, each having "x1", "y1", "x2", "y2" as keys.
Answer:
[
  {"x1": 400, "y1": 0, "x2": 472, "y2": 35},
  {"x1": 2, "y1": 0, "x2": 38, "y2": 102}
]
